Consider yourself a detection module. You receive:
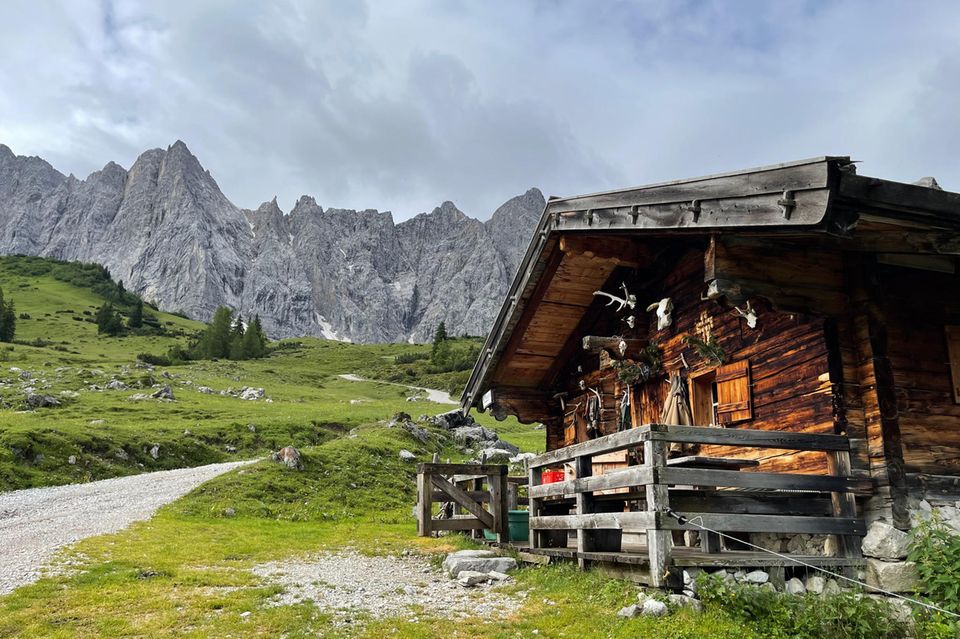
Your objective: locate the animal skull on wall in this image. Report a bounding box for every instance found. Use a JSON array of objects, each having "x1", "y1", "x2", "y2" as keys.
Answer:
[
  {"x1": 734, "y1": 300, "x2": 758, "y2": 329},
  {"x1": 646, "y1": 297, "x2": 674, "y2": 331}
]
